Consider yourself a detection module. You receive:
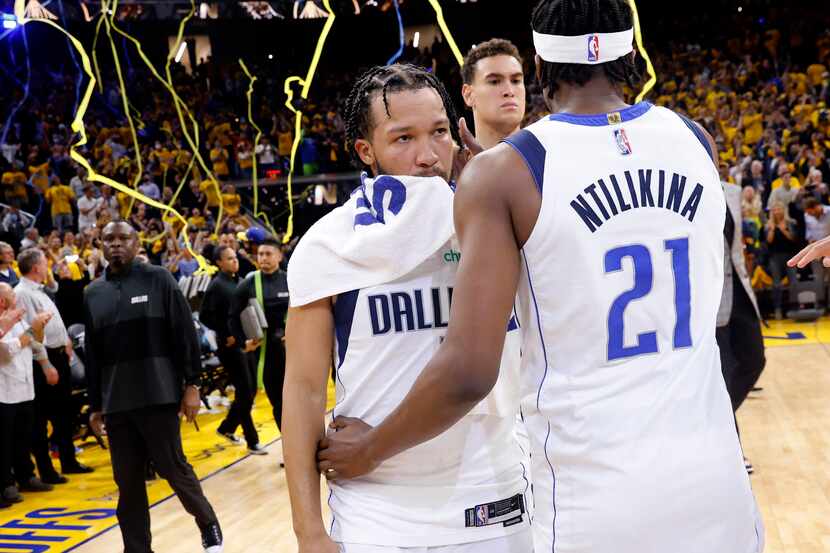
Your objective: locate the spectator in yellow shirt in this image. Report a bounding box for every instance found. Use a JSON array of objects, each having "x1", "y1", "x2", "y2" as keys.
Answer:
[
  {"x1": 210, "y1": 143, "x2": 230, "y2": 179},
  {"x1": 44, "y1": 181, "x2": 75, "y2": 232},
  {"x1": 28, "y1": 161, "x2": 50, "y2": 195},
  {"x1": 770, "y1": 164, "x2": 801, "y2": 191},
  {"x1": 237, "y1": 141, "x2": 254, "y2": 179},
  {"x1": 199, "y1": 178, "x2": 222, "y2": 216},
  {"x1": 187, "y1": 208, "x2": 207, "y2": 230},
  {"x1": 221, "y1": 185, "x2": 241, "y2": 217},
  {"x1": 1, "y1": 161, "x2": 28, "y2": 205},
  {"x1": 741, "y1": 108, "x2": 764, "y2": 145}
]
